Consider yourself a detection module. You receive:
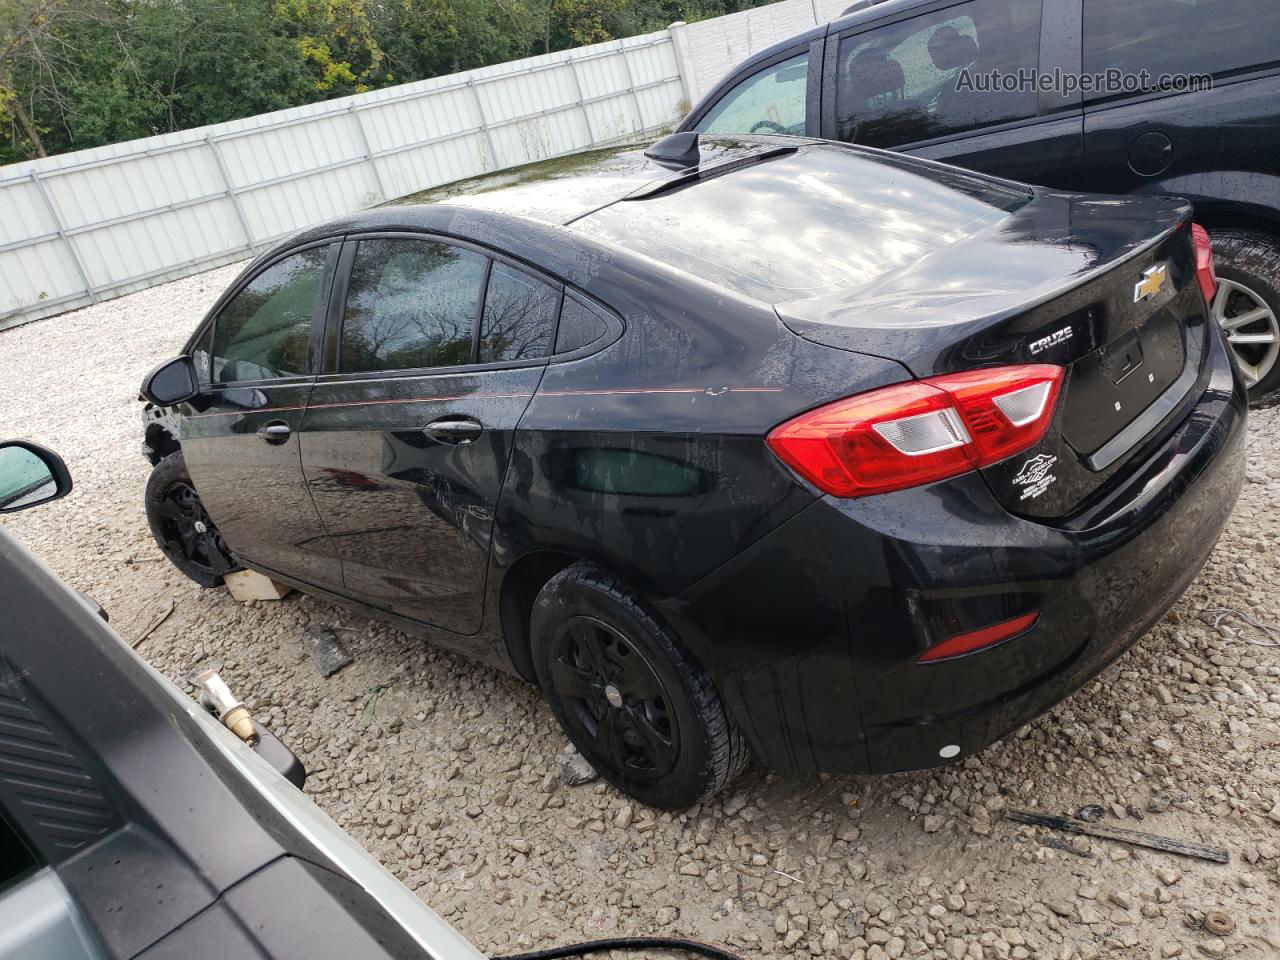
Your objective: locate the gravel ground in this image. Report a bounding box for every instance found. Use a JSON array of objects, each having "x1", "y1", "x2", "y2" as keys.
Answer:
[{"x1": 2, "y1": 267, "x2": 1279, "y2": 960}]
